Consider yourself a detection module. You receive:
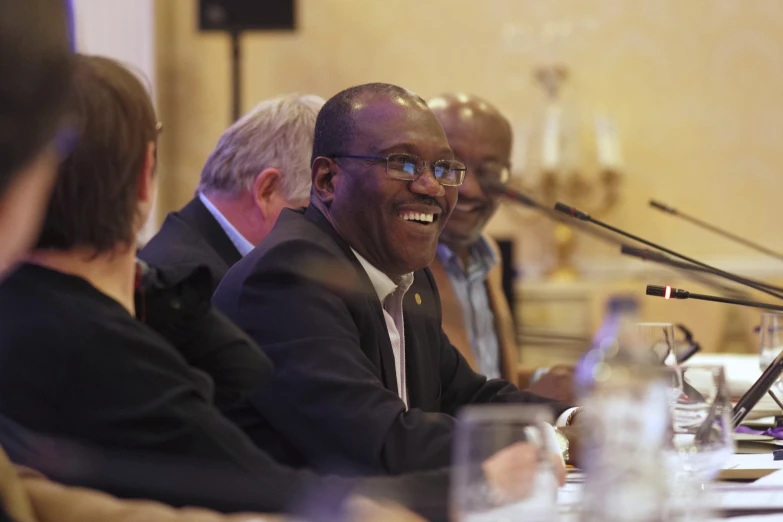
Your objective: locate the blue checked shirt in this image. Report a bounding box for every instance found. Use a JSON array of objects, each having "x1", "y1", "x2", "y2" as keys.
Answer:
[{"x1": 436, "y1": 237, "x2": 501, "y2": 379}]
